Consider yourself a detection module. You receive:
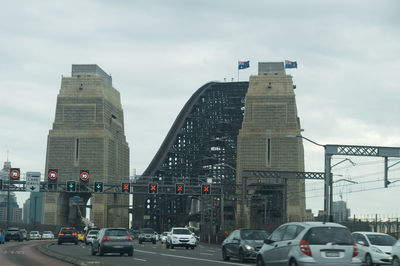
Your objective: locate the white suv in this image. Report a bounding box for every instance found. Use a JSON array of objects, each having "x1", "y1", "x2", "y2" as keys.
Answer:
[{"x1": 166, "y1": 227, "x2": 197, "y2": 249}]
